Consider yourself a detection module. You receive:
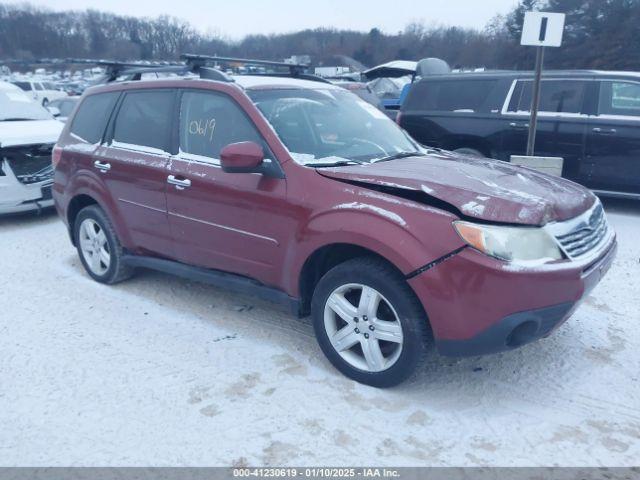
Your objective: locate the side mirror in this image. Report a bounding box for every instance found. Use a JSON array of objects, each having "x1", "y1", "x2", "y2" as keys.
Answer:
[
  {"x1": 47, "y1": 106, "x2": 61, "y2": 117},
  {"x1": 220, "y1": 141, "x2": 264, "y2": 174}
]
